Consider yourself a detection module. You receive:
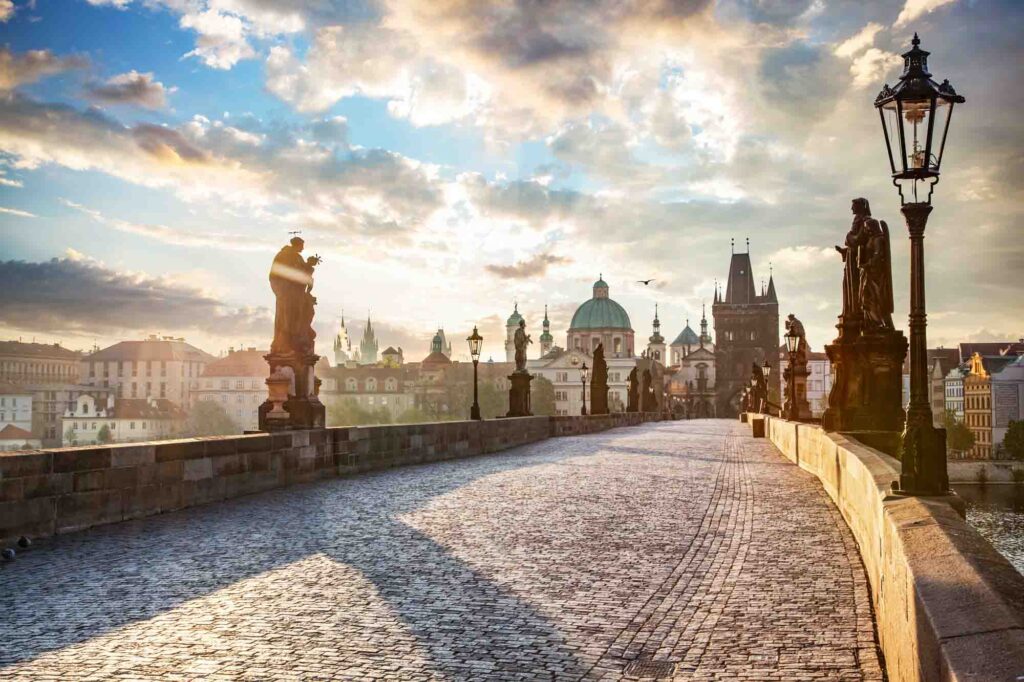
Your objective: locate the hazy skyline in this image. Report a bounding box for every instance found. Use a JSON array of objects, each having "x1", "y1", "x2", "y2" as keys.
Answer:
[{"x1": 1, "y1": 0, "x2": 1021, "y2": 361}]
